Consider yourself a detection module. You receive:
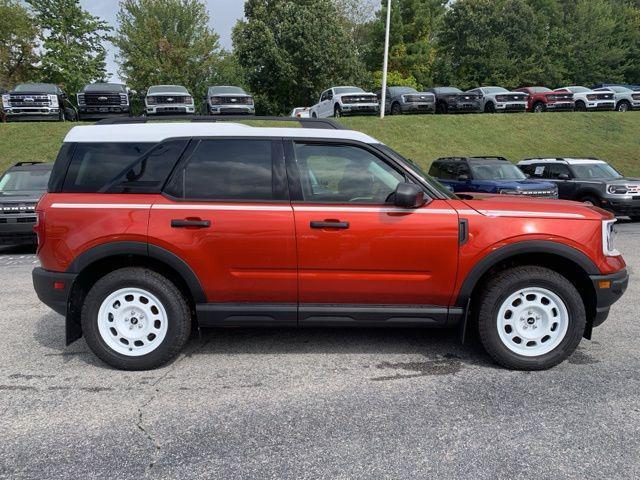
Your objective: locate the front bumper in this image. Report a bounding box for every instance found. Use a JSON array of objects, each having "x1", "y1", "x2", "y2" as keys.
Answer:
[
  {"x1": 601, "y1": 196, "x2": 640, "y2": 217},
  {"x1": 5, "y1": 107, "x2": 60, "y2": 121},
  {"x1": 495, "y1": 102, "x2": 527, "y2": 112},
  {"x1": 78, "y1": 106, "x2": 130, "y2": 120},
  {"x1": 341, "y1": 104, "x2": 379, "y2": 115},
  {"x1": 589, "y1": 269, "x2": 629, "y2": 327},
  {"x1": 586, "y1": 101, "x2": 615, "y2": 111},
  {"x1": 209, "y1": 105, "x2": 255, "y2": 115},
  {"x1": 146, "y1": 105, "x2": 195, "y2": 115},
  {"x1": 401, "y1": 103, "x2": 435, "y2": 114},
  {"x1": 0, "y1": 217, "x2": 37, "y2": 245},
  {"x1": 448, "y1": 102, "x2": 482, "y2": 113},
  {"x1": 546, "y1": 102, "x2": 575, "y2": 111}
]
